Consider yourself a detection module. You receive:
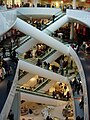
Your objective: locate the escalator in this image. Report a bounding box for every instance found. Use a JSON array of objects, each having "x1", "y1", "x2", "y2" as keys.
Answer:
[
  {"x1": 14, "y1": 16, "x2": 70, "y2": 88},
  {"x1": 35, "y1": 80, "x2": 56, "y2": 93},
  {"x1": 16, "y1": 86, "x2": 68, "y2": 106},
  {"x1": 15, "y1": 12, "x2": 68, "y2": 54},
  {"x1": 33, "y1": 79, "x2": 51, "y2": 92},
  {"x1": 14, "y1": 10, "x2": 90, "y2": 120},
  {"x1": 18, "y1": 59, "x2": 68, "y2": 83},
  {"x1": 14, "y1": 17, "x2": 69, "y2": 55},
  {"x1": 1, "y1": 9, "x2": 90, "y2": 120},
  {"x1": 14, "y1": 12, "x2": 89, "y2": 120},
  {"x1": 18, "y1": 72, "x2": 35, "y2": 85}
]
